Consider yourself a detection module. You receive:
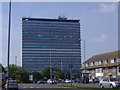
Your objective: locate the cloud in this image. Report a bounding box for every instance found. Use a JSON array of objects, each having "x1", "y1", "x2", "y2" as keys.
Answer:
[
  {"x1": 99, "y1": 3, "x2": 117, "y2": 12},
  {"x1": 92, "y1": 34, "x2": 109, "y2": 43}
]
